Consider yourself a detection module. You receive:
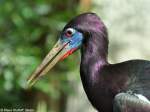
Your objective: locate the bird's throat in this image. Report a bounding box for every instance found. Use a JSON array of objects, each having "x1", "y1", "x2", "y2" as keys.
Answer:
[{"x1": 80, "y1": 40, "x2": 108, "y2": 85}]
